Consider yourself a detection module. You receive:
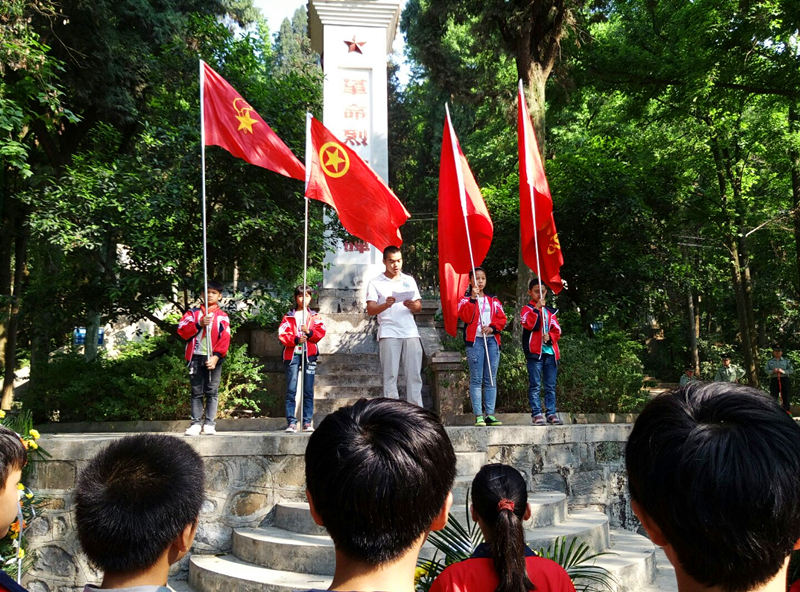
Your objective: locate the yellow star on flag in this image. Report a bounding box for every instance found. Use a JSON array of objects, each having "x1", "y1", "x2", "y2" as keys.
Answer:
[{"x1": 236, "y1": 110, "x2": 258, "y2": 133}]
